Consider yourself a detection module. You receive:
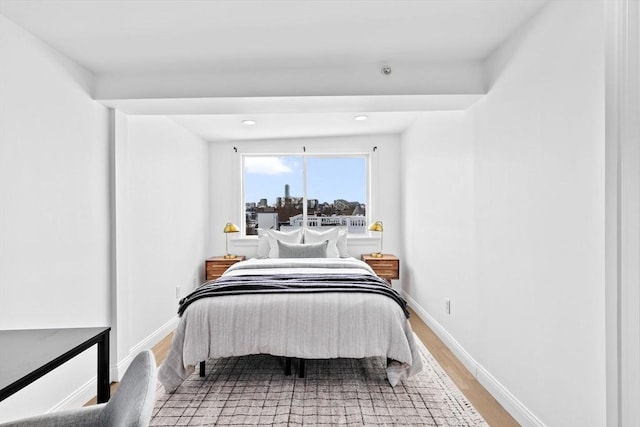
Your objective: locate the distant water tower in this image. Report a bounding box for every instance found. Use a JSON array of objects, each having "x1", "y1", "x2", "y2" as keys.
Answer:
[{"x1": 285, "y1": 184, "x2": 290, "y2": 199}]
